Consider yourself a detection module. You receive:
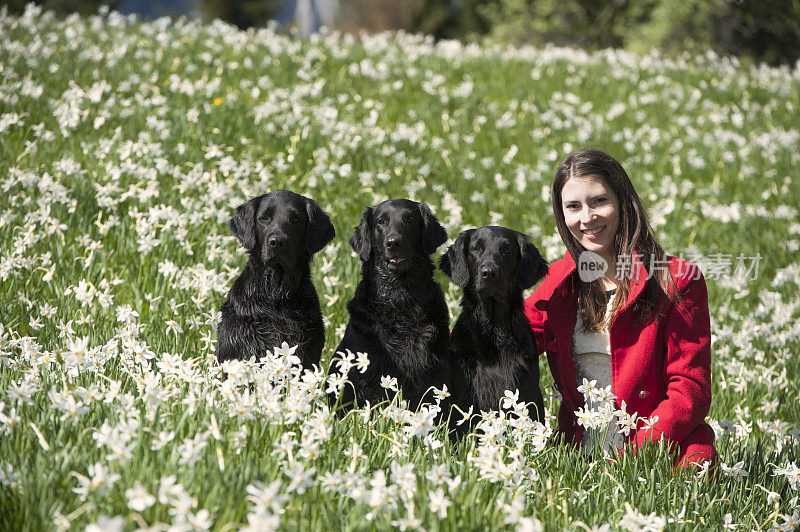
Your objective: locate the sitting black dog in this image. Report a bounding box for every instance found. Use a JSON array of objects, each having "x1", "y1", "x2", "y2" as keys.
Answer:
[
  {"x1": 334, "y1": 199, "x2": 450, "y2": 411},
  {"x1": 440, "y1": 226, "x2": 549, "y2": 430},
  {"x1": 216, "y1": 190, "x2": 335, "y2": 370}
]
